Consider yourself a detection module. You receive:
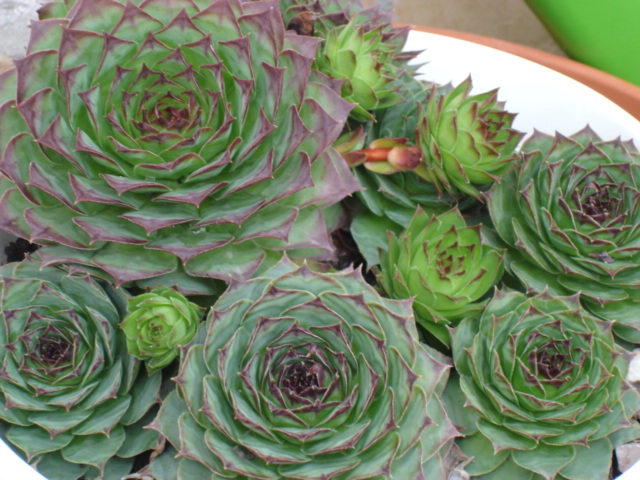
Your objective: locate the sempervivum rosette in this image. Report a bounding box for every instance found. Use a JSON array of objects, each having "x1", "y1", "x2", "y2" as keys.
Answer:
[
  {"x1": 0, "y1": 261, "x2": 162, "y2": 480},
  {"x1": 281, "y1": 0, "x2": 413, "y2": 121},
  {"x1": 151, "y1": 257, "x2": 458, "y2": 479},
  {"x1": 487, "y1": 128, "x2": 640, "y2": 342},
  {"x1": 349, "y1": 164, "x2": 459, "y2": 266},
  {"x1": 313, "y1": 19, "x2": 405, "y2": 122},
  {"x1": 0, "y1": 0, "x2": 359, "y2": 294},
  {"x1": 445, "y1": 289, "x2": 640, "y2": 480},
  {"x1": 121, "y1": 286, "x2": 202, "y2": 373},
  {"x1": 418, "y1": 78, "x2": 523, "y2": 199},
  {"x1": 379, "y1": 207, "x2": 504, "y2": 347}
]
